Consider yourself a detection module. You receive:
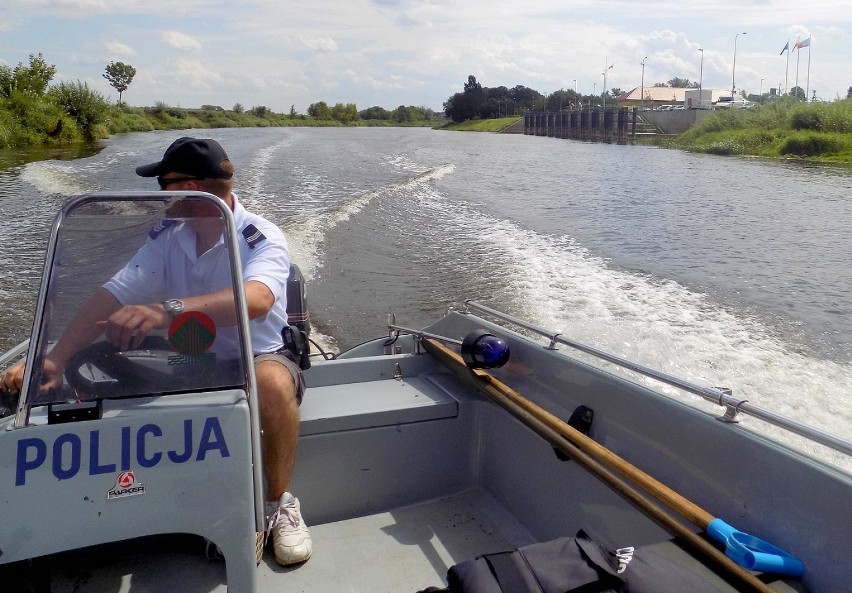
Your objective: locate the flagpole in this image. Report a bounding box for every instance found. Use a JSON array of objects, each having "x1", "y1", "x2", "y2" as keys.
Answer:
[
  {"x1": 795, "y1": 45, "x2": 800, "y2": 98},
  {"x1": 603, "y1": 56, "x2": 607, "y2": 111},
  {"x1": 784, "y1": 40, "x2": 789, "y2": 95},
  {"x1": 805, "y1": 41, "x2": 811, "y2": 101}
]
